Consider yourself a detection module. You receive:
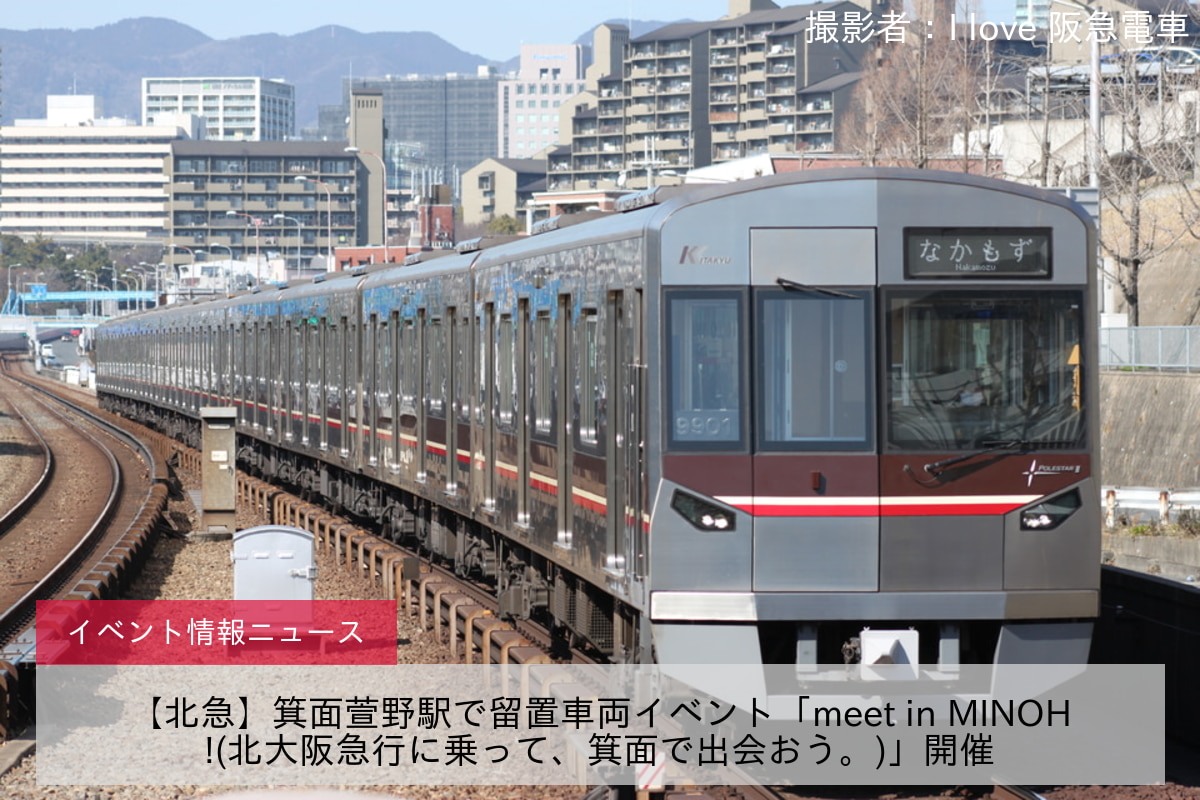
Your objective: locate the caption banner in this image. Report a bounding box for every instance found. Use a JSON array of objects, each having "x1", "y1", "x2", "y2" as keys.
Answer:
[{"x1": 36, "y1": 662, "x2": 1162, "y2": 786}]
